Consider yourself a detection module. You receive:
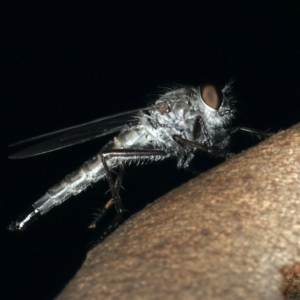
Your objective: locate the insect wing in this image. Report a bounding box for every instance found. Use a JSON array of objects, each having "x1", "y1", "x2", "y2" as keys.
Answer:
[{"x1": 9, "y1": 107, "x2": 153, "y2": 159}]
